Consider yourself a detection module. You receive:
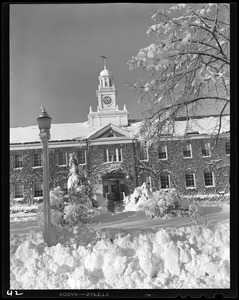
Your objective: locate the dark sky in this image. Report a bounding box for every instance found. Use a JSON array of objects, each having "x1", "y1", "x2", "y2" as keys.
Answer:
[{"x1": 10, "y1": 3, "x2": 166, "y2": 128}]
